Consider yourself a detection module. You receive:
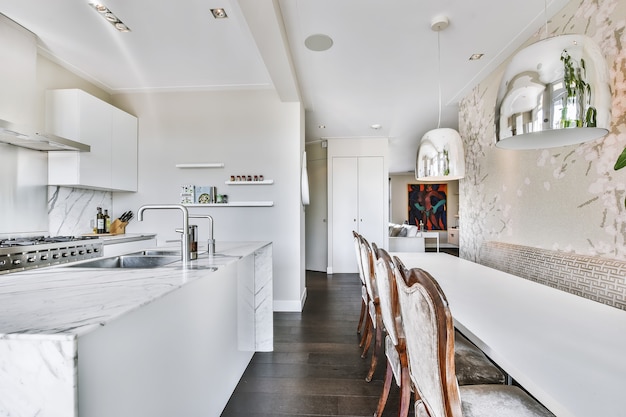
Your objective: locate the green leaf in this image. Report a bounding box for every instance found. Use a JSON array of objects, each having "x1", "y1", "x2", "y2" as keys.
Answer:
[{"x1": 615, "y1": 147, "x2": 626, "y2": 171}]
